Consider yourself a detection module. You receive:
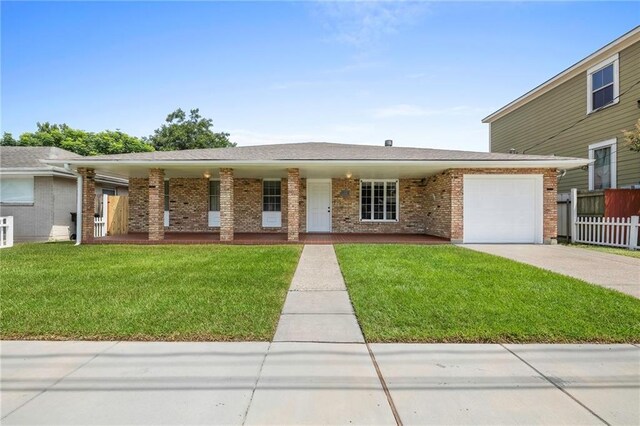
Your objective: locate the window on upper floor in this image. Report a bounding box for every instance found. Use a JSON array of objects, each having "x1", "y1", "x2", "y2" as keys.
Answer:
[
  {"x1": 588, "y1": 139, "x2": 617, "y2": 190},
  {"x1": 587, "y1": 54, "x2": 619, "y2": 114}
]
